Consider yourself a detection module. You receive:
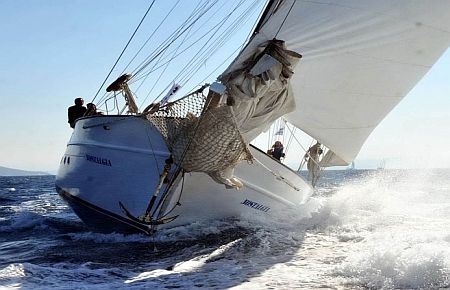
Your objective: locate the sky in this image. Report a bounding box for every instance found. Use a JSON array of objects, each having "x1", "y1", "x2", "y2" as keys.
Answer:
[{"x1": 0, "y1": 0, "x2": 449, "y2": 172}]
